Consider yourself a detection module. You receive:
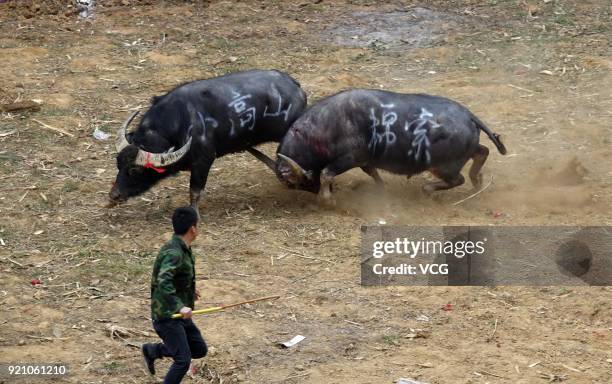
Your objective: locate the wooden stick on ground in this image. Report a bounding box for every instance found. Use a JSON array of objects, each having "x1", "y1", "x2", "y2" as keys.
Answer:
[{"x1": 32, "y1": 118, "x2": 75, "y2": 138}]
